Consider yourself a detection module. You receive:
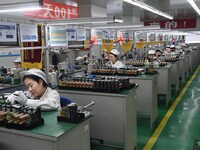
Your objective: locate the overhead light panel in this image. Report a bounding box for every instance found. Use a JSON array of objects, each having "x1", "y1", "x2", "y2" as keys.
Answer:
[
  {"x1": 93, "y1": 24, "x2": 160, "y2": 31},
  {"x1": 123, "y1": 0, "x2": 173, "y2": 20},
  {"x1": 0, "y1": 0, "x2": 43, "y2": 13},
  {"x1": 186, "y1": 0, "x2": 200, "y2": 15},
  {"x1": 45, "y1": 17, "x2": 123, "y2": 25},
  {"x1": 119, "y1": 25, "x2": 160, "y2": 31},
  {"x1": 92, "y1": 23, "x2": 143, "y2": 29},
  {"x1": 0, "y1": 7, "x2": 42, "y2": 13}
]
